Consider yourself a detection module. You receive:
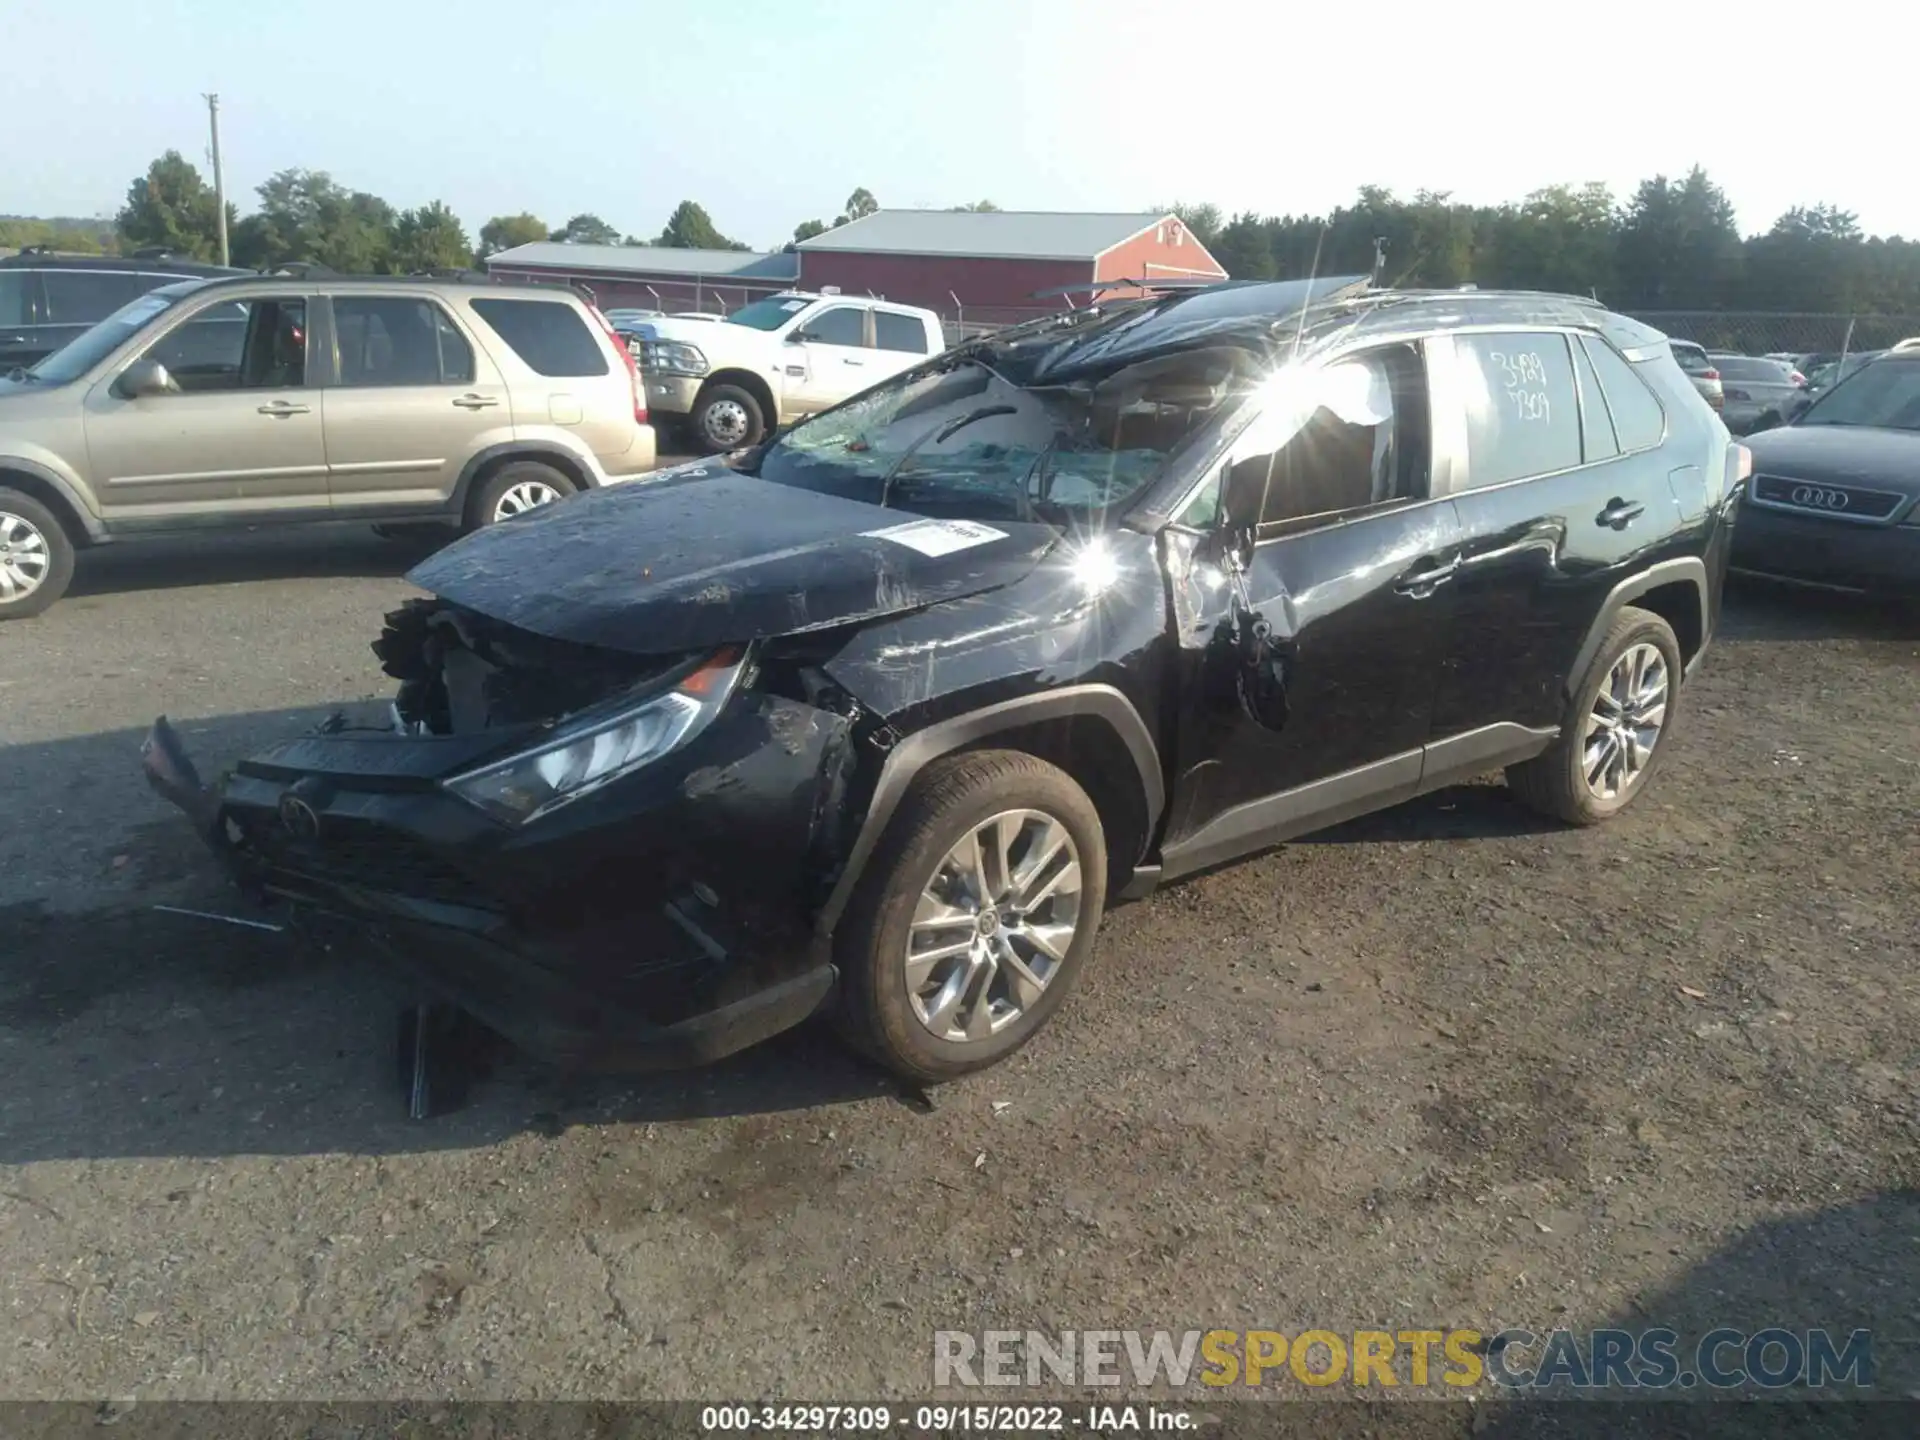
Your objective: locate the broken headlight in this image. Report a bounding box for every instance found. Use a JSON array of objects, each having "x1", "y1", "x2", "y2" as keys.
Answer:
[{"x1": 443, "y1": 649, "x2": 745, "y2": 825}]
